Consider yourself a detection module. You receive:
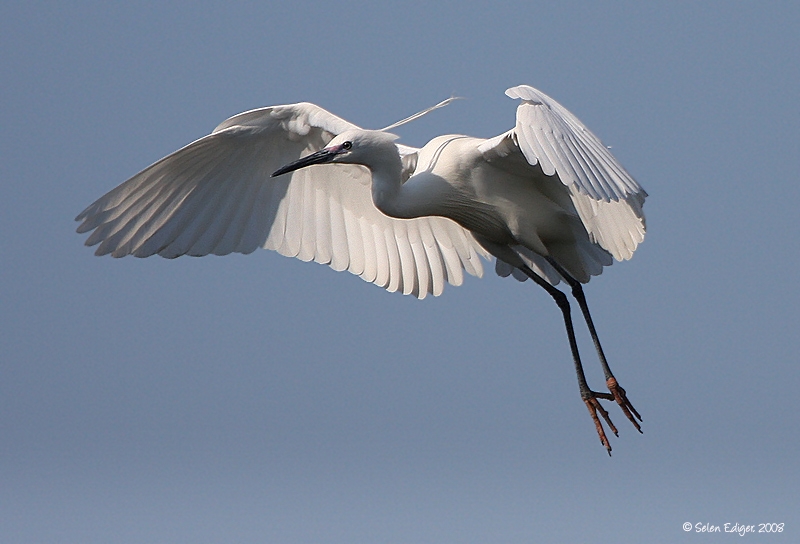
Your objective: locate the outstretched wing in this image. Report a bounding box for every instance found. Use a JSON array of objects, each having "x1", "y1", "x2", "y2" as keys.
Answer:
[
  {"x1": 479, "y1": 85, "x2": 647, "y2": 262},
  {"x1": 76, "y1": 102, "x2": 486, "y2": 299}
]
